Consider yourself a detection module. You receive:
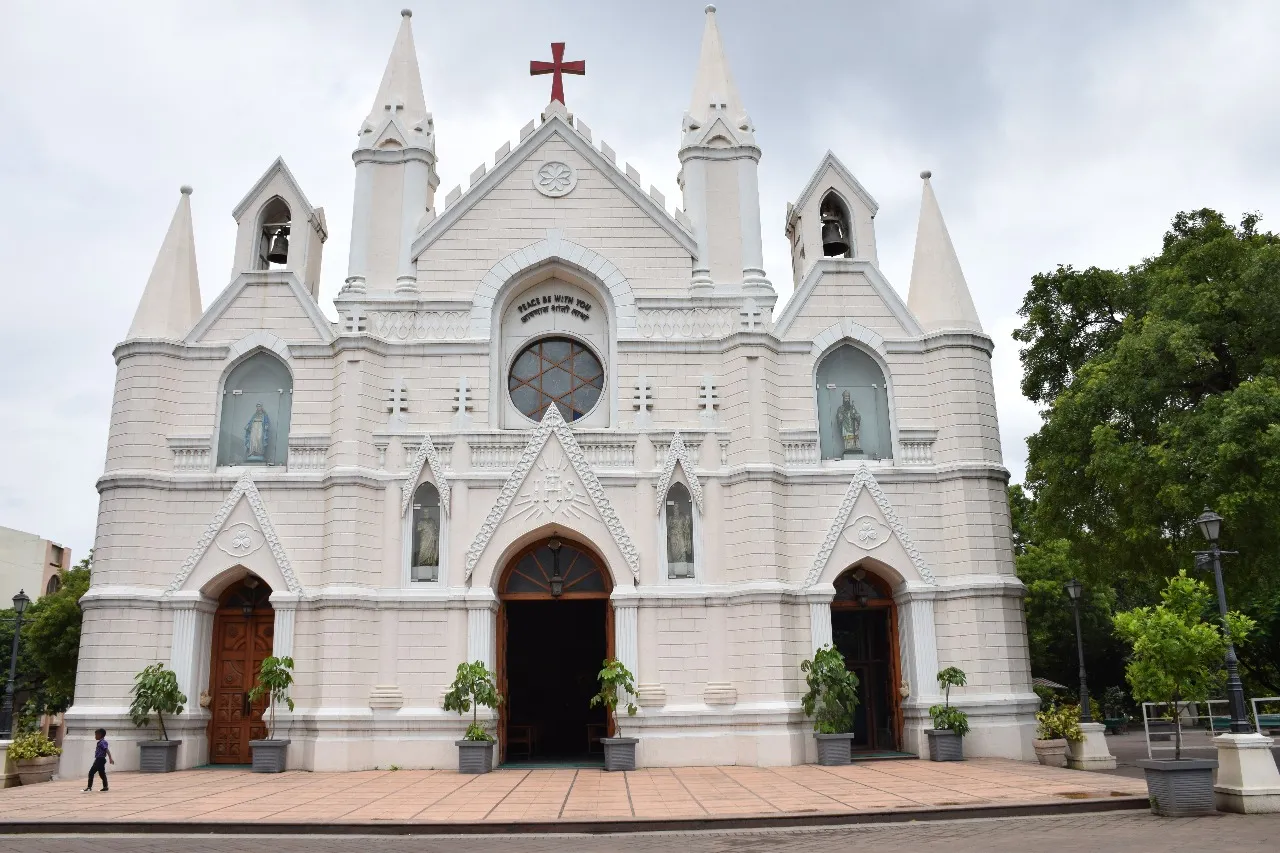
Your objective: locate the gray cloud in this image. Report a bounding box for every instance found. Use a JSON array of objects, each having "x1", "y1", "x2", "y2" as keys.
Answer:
[{"x1": 2, "y1": 0, "x2": 1277, "y2": 556}]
